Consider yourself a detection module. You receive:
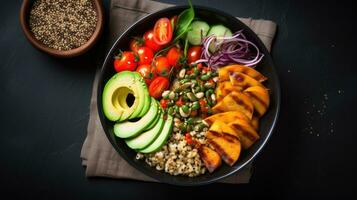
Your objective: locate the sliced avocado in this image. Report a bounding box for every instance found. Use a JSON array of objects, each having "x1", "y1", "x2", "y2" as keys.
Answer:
[
  {"x1": 137, "y1": 85, "x2": 151, "y2": 117},
  {"x1": 102, "y1": 71, "x2": 147, "y2": 122},
  {"x1": 144, "y1": 107, "x2": 161, "y2": 131},
  {"x1": 129, "y1": 72, "x2": 150, "y2": 119},
  {"x1": 114, "y1": 97, "x2": 158, "y2": 138},
  {"x1": 125, "y1": 112, "x2": 165, "y2": 149},
  {"x1": 119, "y1": 71, "x2": 146, "y2": 120},
  {"x1": 139, "y1": 115, "x2": 173, "y2": 153},
  {"x1": 102, "y1": 72, "x2": 133, "y2": 121}
]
